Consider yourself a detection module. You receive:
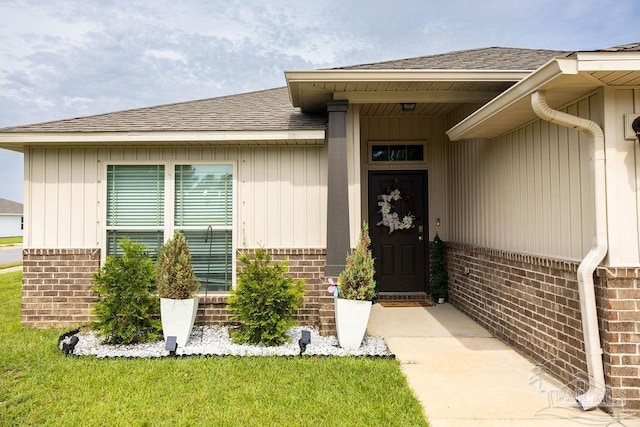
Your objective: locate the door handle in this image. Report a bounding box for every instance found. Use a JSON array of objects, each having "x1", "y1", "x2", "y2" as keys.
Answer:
[{"x1": 418, "y1": 235, "x2": 424, "y2": 241}]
